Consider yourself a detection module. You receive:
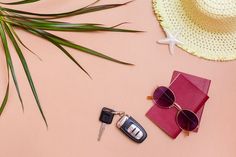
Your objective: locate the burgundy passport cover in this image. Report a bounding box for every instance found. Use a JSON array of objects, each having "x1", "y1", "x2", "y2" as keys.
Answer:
[
  {"x1": 171, "y1": 71, "x2": 211, "y2": 132},
  {"x1": 146, "y1": 72, "x2": 211, "y2": 139}
]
